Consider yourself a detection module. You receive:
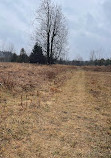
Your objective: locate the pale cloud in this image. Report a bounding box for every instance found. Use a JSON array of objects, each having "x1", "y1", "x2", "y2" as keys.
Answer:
[
  {"x1": 0, "y1": 0, "x2": 38, "y2": 53},
  {"x1": 0, "y1": 0, "x2": 111, "y2": 59}
]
